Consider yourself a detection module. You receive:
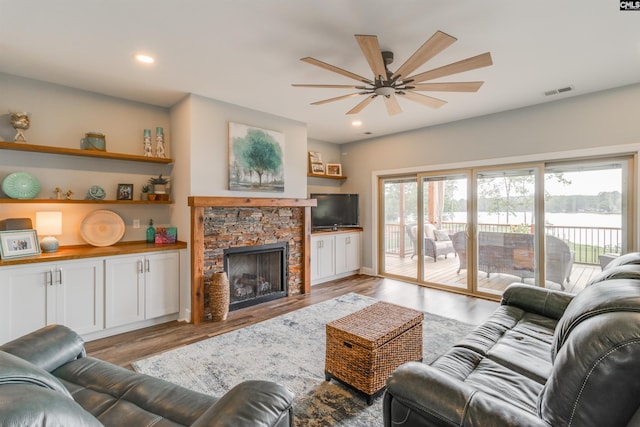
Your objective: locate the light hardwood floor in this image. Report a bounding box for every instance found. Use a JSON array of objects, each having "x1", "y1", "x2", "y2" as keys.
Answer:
[{"x1": 86, "y1": 275, "x2": 499, "y2": 369}]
